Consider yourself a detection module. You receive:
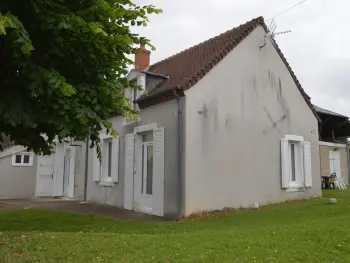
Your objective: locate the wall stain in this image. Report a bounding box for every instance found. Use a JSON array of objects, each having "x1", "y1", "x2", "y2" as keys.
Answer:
[
  {"x1": 241, "y1": 91, "x2": 245, "y2": 123},
  {"x1": 199, "y1": 98, "x2": 218, "y2": 154},
  {"x1": 253, "y1": 77, "x2": 257, "y2": 93},
  {"x1": 198, "y1": 103, "x2": 208, "y2": 118},
  {"x1": 277, "y1": 78, "x2": 282, "y2": 101}
]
